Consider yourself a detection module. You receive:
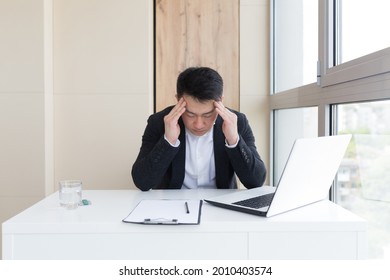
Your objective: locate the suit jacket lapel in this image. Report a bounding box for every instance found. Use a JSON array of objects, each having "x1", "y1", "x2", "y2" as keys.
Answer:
[
  {"x1": 213, "y1": 116, "x2": 229, "y2": 187},
  {"x1": 170, "y1": 119, "x2": 186, "y2": 188}
]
